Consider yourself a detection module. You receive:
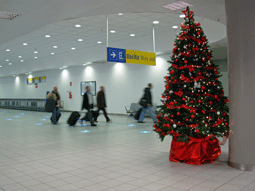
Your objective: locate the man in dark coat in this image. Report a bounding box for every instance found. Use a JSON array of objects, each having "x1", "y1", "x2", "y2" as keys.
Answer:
[
  {"x1": 81, "y1": 86, "x2": 96, "y2": 126},
  {"x1": 138, "y1": 83, "x2": 157, "y2": 123},
  {"x1": 94, "y1": 86, "x2": 110, "y2": 122}
]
